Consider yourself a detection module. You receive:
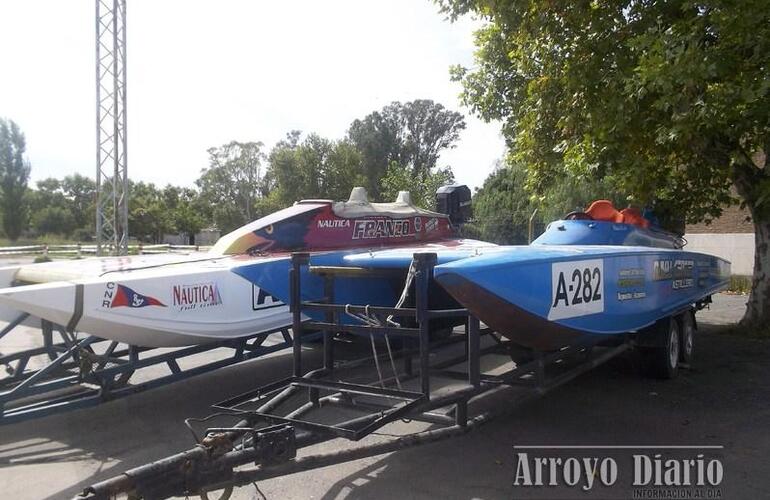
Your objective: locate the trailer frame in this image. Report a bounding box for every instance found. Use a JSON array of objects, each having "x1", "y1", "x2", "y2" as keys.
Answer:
[
  {"x1": 74, "y1": 251, "x2": 639, "y2": 500},
  {"x1": 0, "y1": 315, "x2": 294, "y2": 424}
]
